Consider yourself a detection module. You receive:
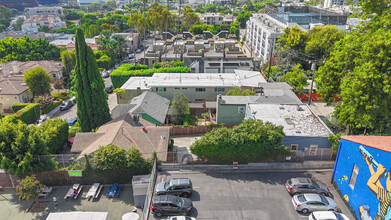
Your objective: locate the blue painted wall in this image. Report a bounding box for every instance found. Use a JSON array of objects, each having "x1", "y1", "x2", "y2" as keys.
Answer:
[
  {"x1": 332, "y1": 139, "x2": 391, "y2": 220},
  {"x1": 283, "y1": 136, "x2": 331, "y2": 150}
]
